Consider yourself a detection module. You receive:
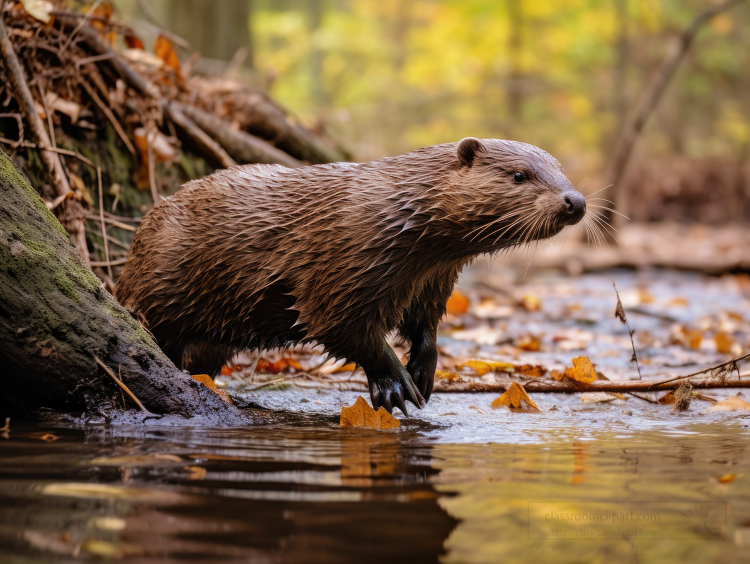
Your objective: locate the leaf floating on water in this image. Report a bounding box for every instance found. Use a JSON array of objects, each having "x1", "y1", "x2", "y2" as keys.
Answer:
[
  {"x1": 707, "y1": 396, "x2": 750, "y2": 412},
  {"x1": 491, "y1": 382, "x2": 541, "y2": 413},
  {"x1": 340, "y1": 396, "x2": 400, "y2": 429},
  {"x1": 563, "y1": 356, "x2": 598, "y2": 383},
  {"x1": 581, "y1": 392, "x2": 621, "y2": 404},
  {"x1": 446, "y1": 290, "x2": 470, "y2": 314}
]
